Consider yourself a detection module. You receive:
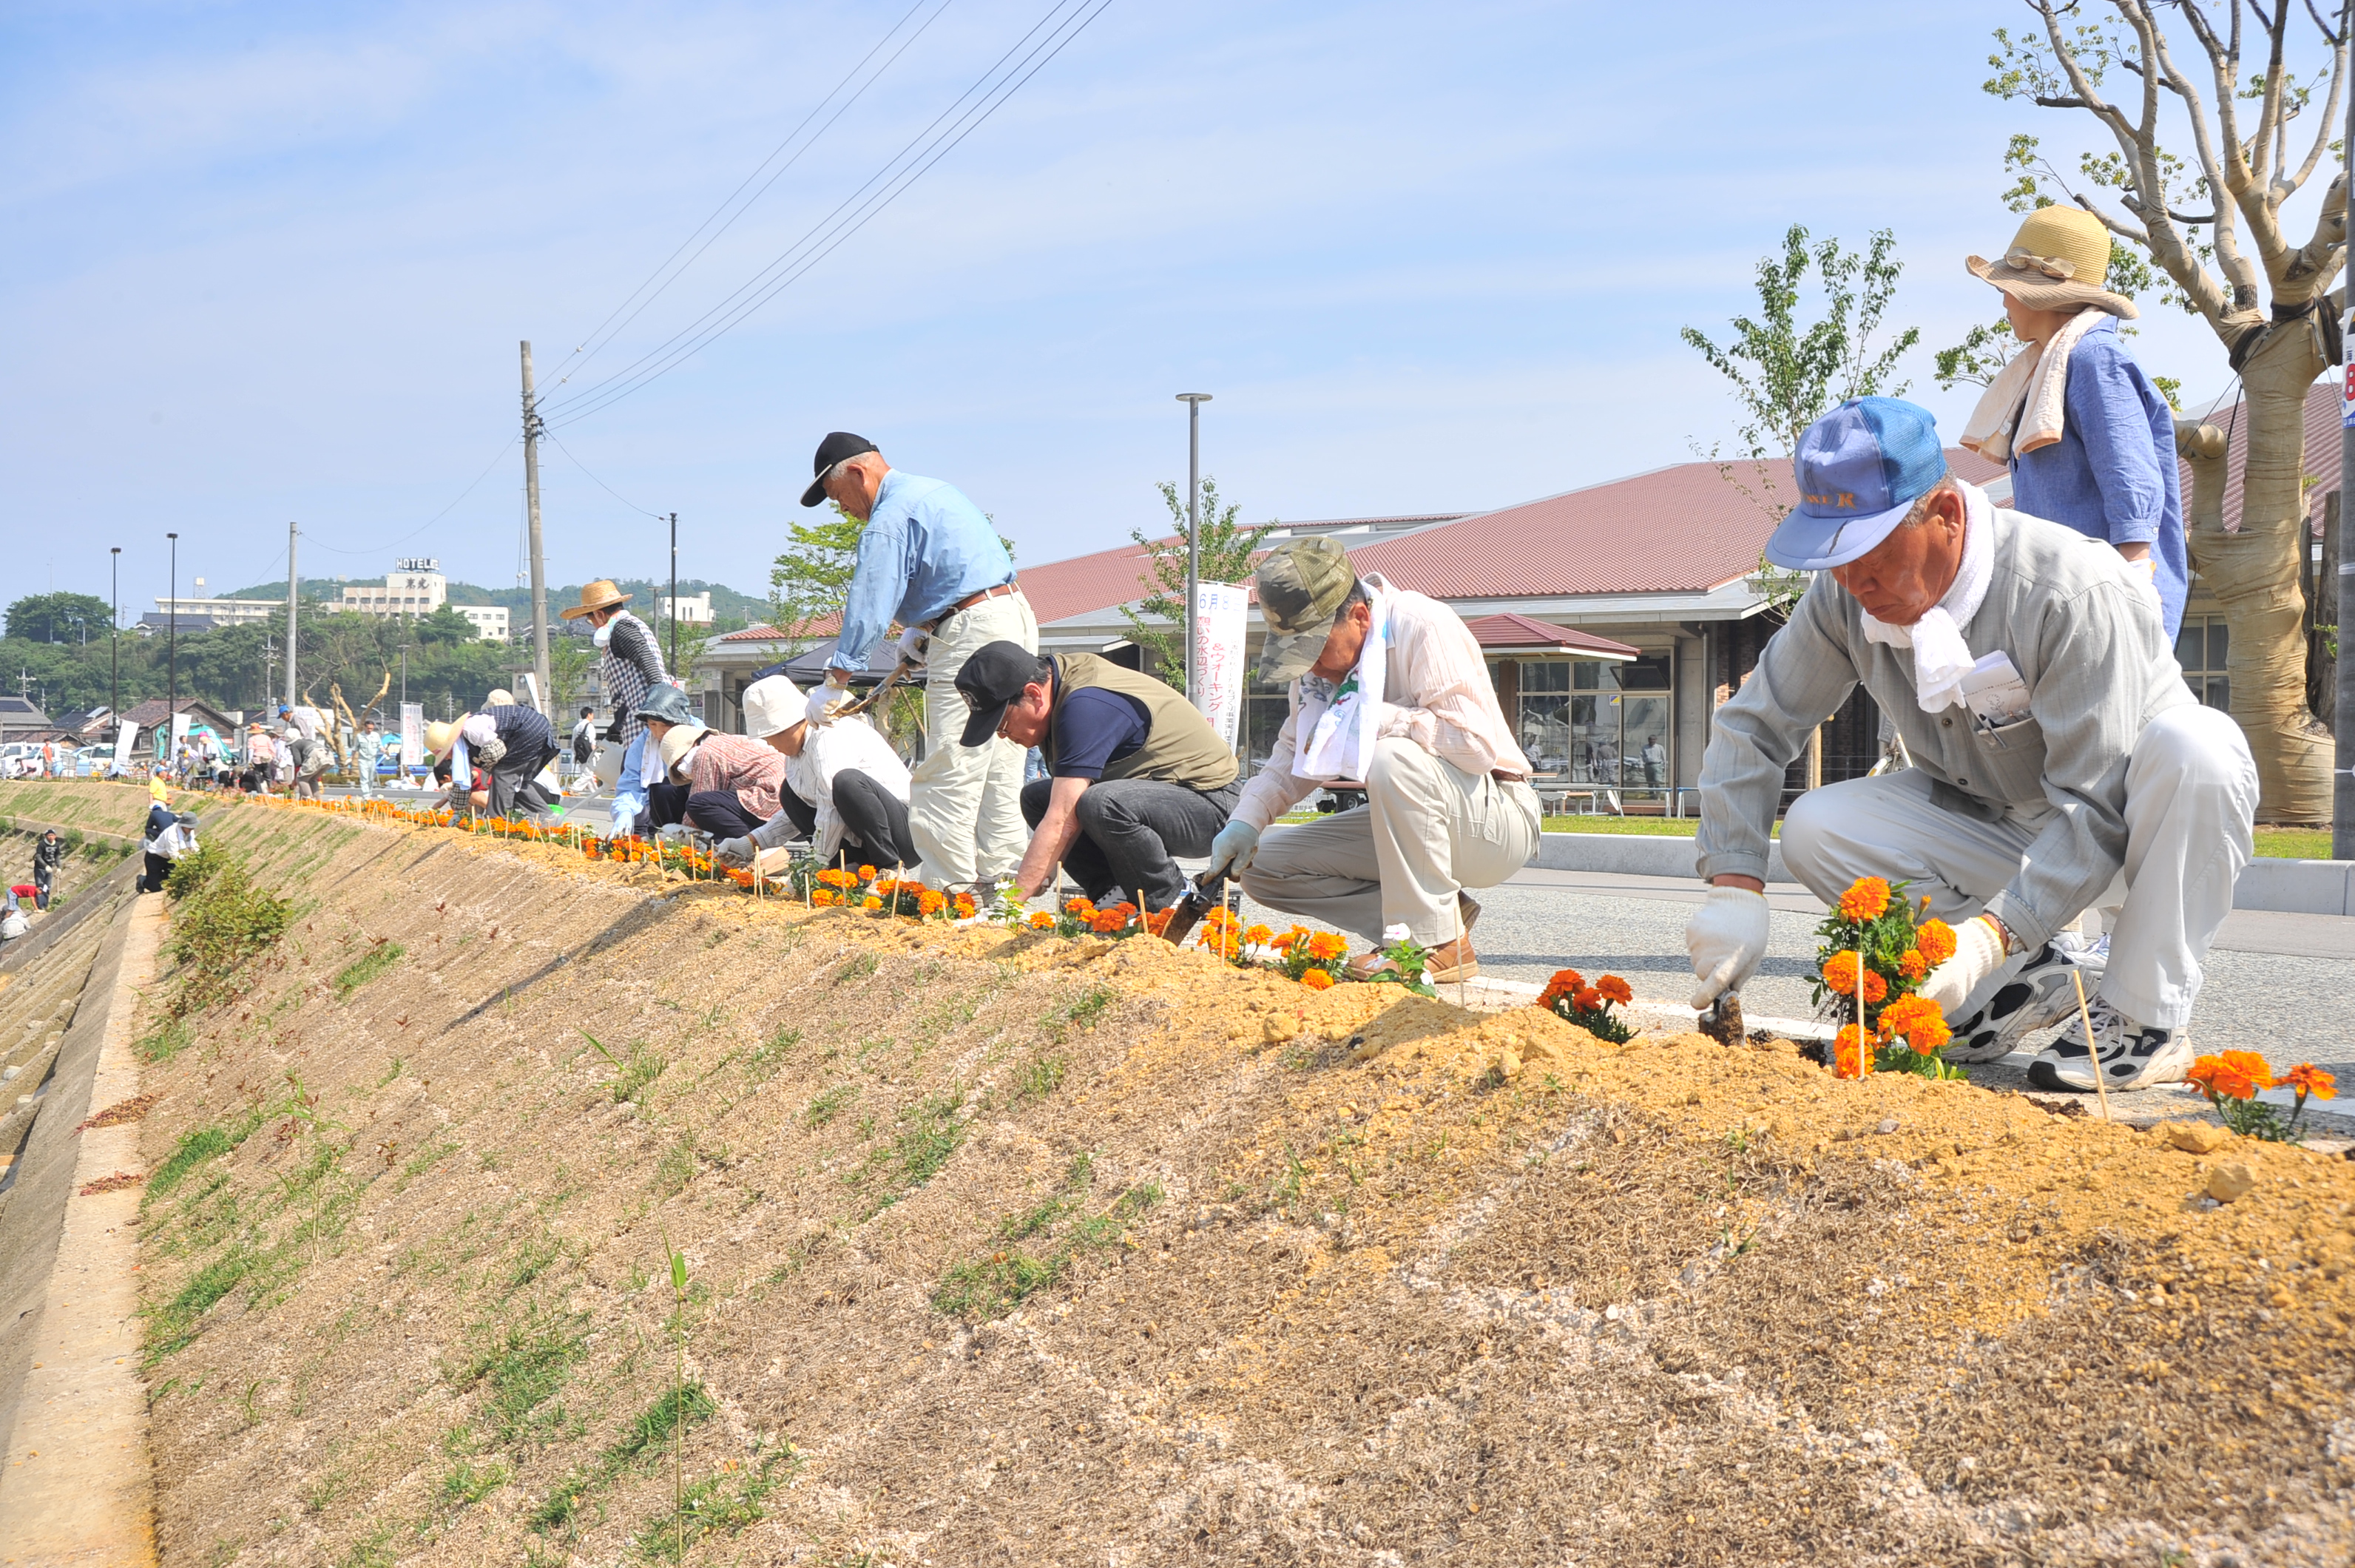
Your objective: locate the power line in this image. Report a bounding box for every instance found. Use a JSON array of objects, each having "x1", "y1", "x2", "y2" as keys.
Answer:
[
  {"x1": 545, "y1": 428, "x2": 666, "y2": 518},
  {"x1": 544, "y1": 0, "x2": 1116, "y2": 428},
  {"x1": 298, "y1": 436, "x2": 519, "y2": 556},
  {"x1": 535, "y1": 0, "x2": 958, "y2": 402}
]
